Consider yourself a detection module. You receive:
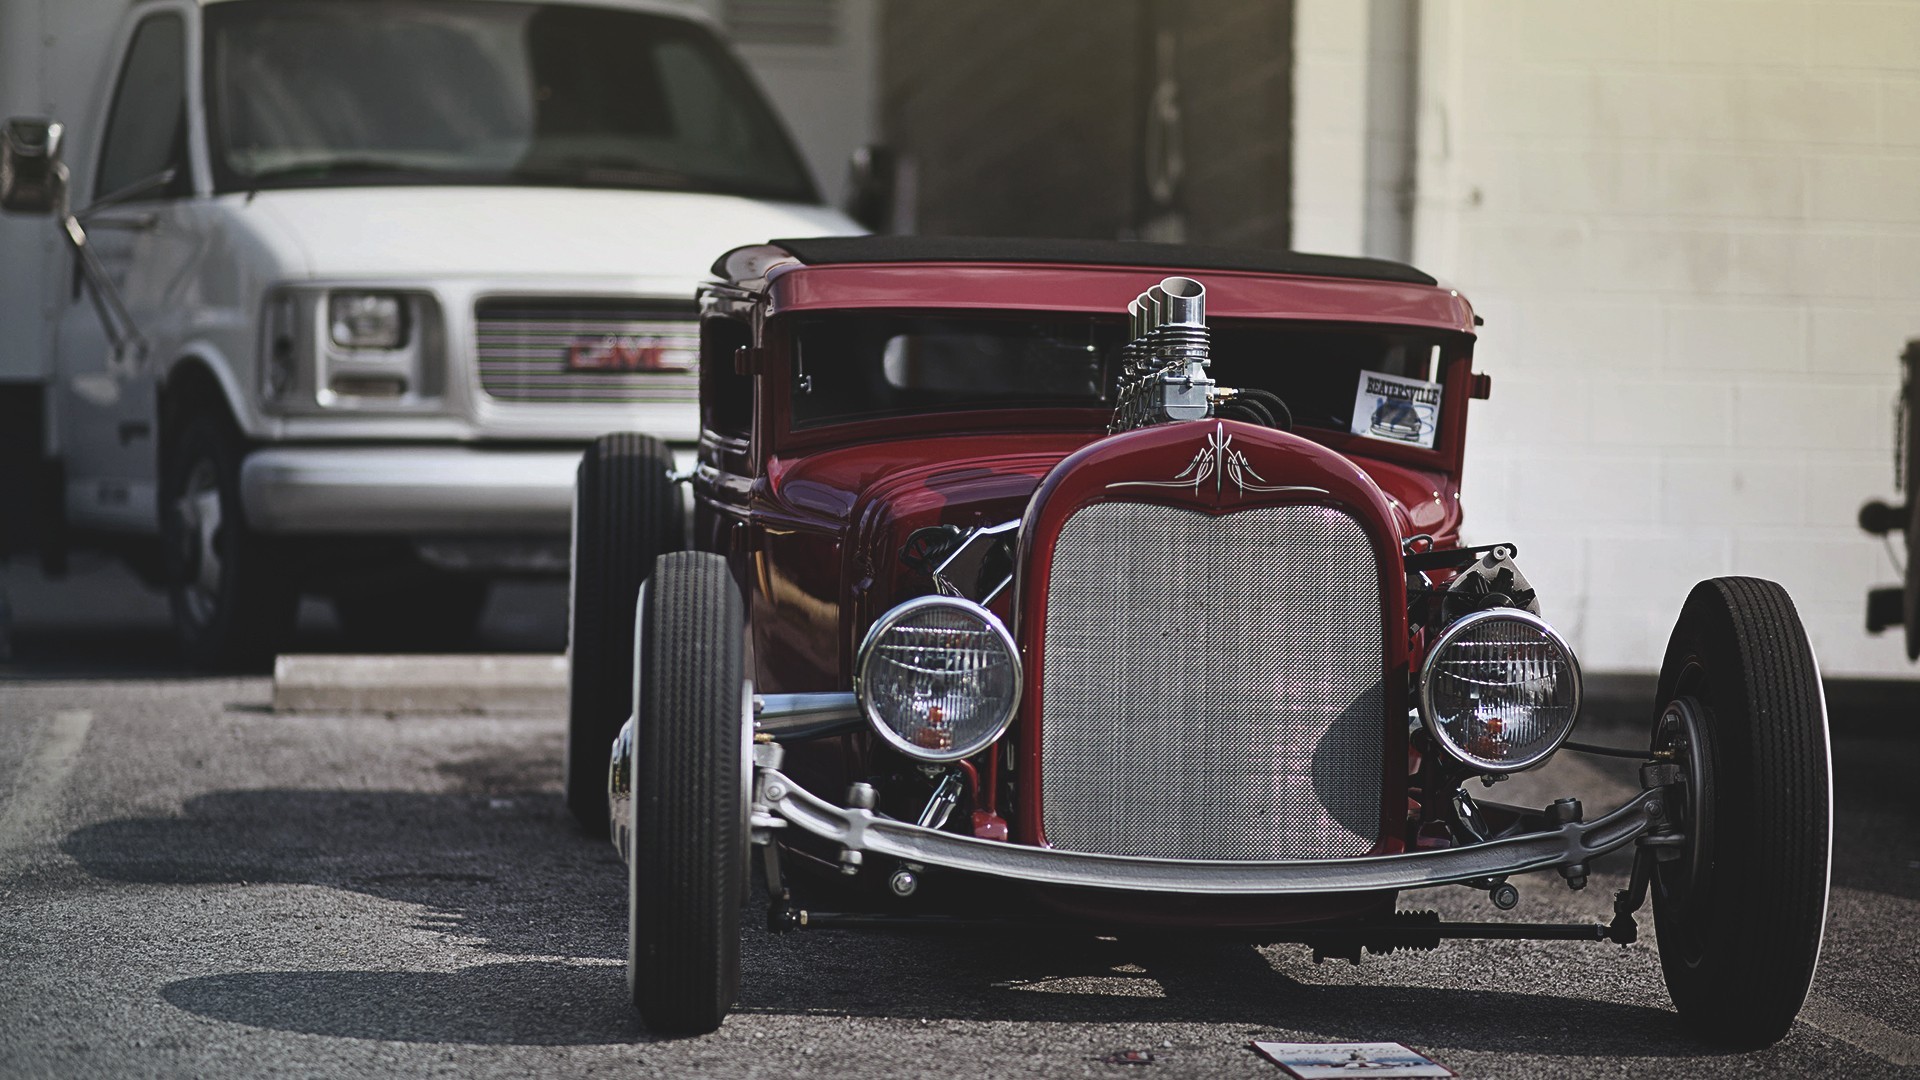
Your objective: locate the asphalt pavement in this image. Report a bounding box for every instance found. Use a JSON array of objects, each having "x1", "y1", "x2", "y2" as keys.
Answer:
[{"x1": 2, "y1": 558, "x2": 1918, "y2": 1079}]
